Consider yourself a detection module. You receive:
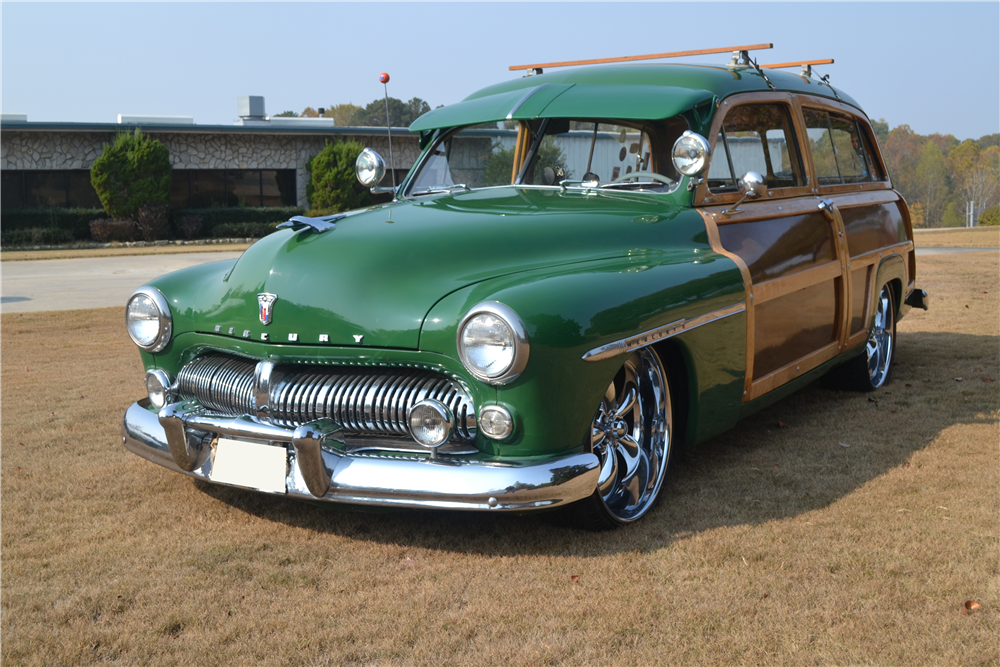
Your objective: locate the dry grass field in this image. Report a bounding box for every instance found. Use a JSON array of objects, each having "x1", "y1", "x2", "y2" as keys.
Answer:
[
  {"x1": 2, "y1": 252, "x2": 997, "y2": 666},
  {"x1": 913, "y1": 227, "x2": 1000, "y2": 248}
]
